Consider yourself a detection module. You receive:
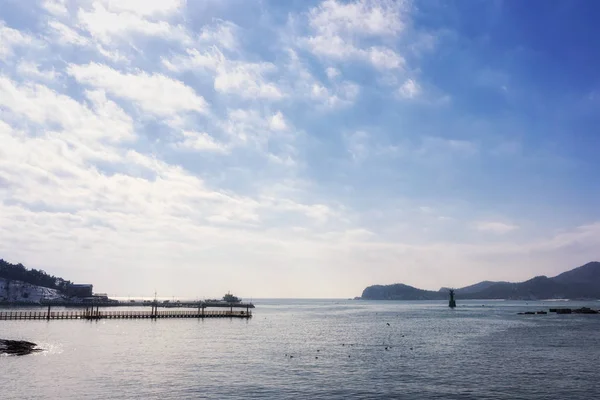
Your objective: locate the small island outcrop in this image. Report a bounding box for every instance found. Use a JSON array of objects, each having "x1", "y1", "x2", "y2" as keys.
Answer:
[{"x1": 0, "y1": 339, "x2": 42, "y2": 356}]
